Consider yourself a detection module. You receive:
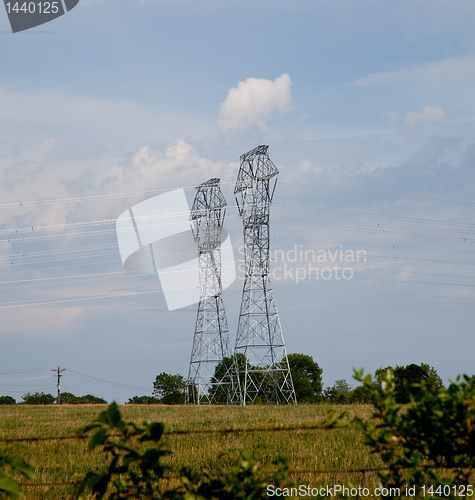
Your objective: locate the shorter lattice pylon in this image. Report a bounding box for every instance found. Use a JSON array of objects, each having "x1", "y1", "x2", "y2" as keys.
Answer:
[{"x1": 185, "y1": 178, "x2": 239, "y2": 404}]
